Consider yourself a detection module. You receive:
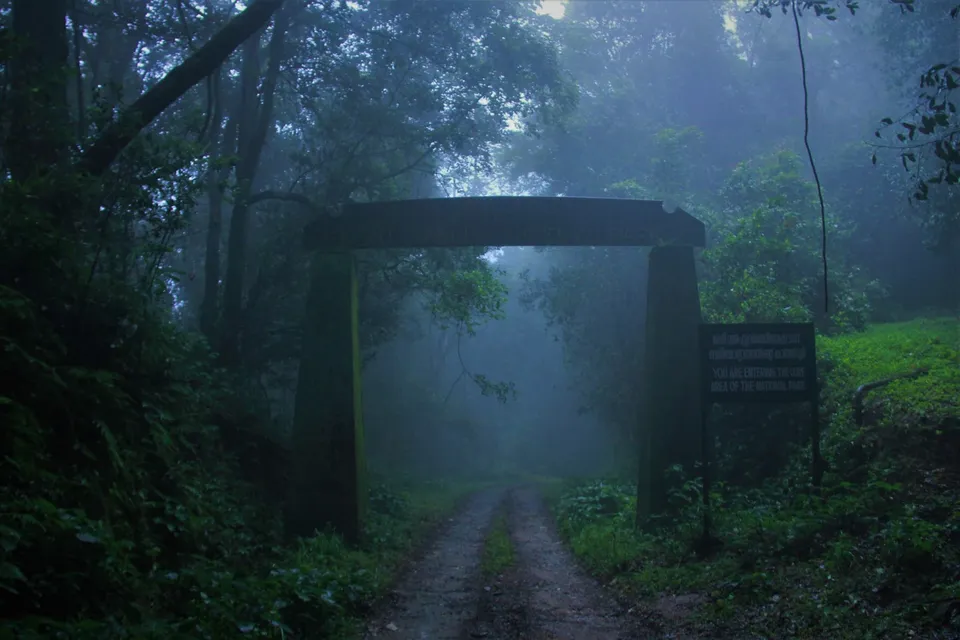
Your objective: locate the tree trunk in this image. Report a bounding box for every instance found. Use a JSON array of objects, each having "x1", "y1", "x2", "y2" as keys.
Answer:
[
  {"x1": 7, "y1": 0, "x2": 70, "y2": 181},
  {"x1": 200, "y1": 68, "x2": 235, "y2": 342},
  {"x1": 219, "y1": 4, "x2": 291, "y2": 365},
  {"x1": 69, "y1": 0, "x2": 87, "y2": 139}
]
